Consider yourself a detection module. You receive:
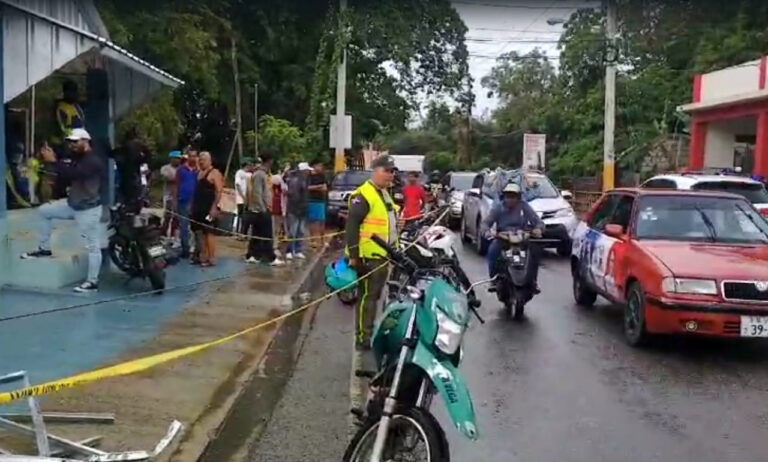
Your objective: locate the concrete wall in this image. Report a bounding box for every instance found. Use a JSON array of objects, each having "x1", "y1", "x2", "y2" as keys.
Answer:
[
  {"x1": 704, "y1": 124, "x2": 736, "y2": 168},
  {"x1": 700, "y1": 59, "x2": 762, "y2": 102}
]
